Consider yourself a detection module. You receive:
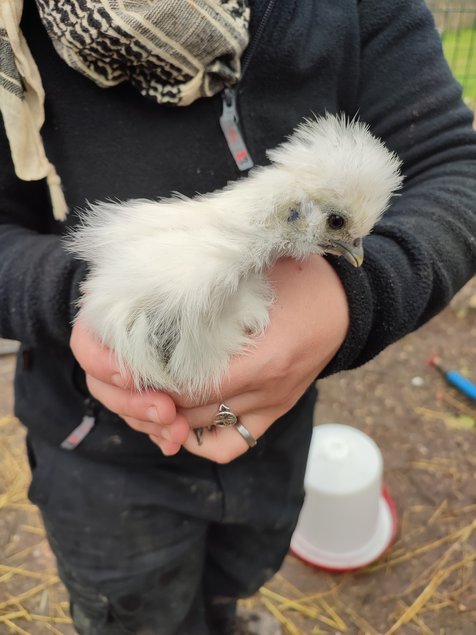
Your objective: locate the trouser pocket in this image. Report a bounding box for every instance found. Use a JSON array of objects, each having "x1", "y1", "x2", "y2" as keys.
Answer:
[{"x1": 26, "y1": 435, "x2": 54, "y2": 510}]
